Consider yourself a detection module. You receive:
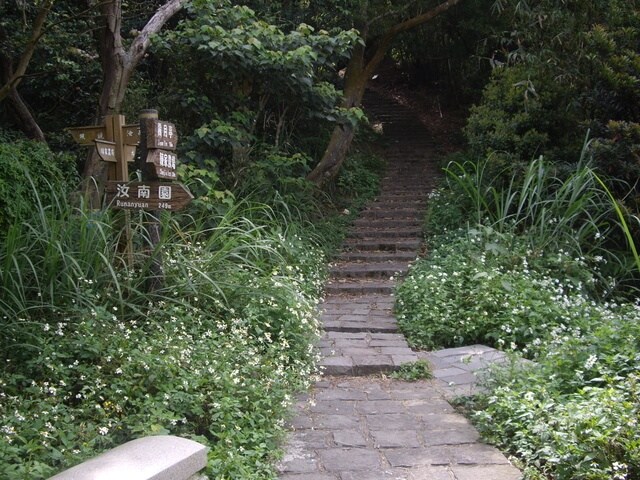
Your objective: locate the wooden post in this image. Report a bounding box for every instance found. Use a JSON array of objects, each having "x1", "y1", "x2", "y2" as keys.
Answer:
[
  {"x1": 138, "y1": 109, "x2": 165, "y2": 292},
  {"x1": 111, "y1": 114, "x2": 128, "y2": 182},
  {"x1": 68, "y1": 111, "x2": 188, "y2": 283},
  {"x1": 104, "y1": 114, "x2": 134, "y2": 265}
]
